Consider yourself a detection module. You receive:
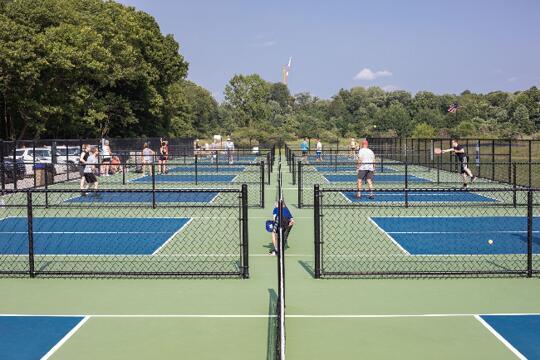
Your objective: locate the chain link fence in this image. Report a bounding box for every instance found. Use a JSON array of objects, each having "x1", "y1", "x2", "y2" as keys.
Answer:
[
  {"x1": 0, "y1": 187, "x2": 249, "y2": 278},
  {"x1": 313, "y1": 186, "x2": 539, "y2": 278}
]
